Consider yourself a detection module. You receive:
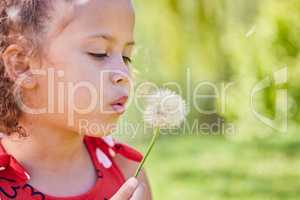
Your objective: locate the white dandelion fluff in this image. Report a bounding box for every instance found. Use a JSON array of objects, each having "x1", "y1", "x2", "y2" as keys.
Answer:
[
  {"x1": 246, "y1": 25, "x2": 256, "y2": 38},
  {"x1": 143, "y1": 89, "x2": 187, "y2": 128},
  {"x1": 135, "y1": 89, "x2": 187, "y2": 177}
]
